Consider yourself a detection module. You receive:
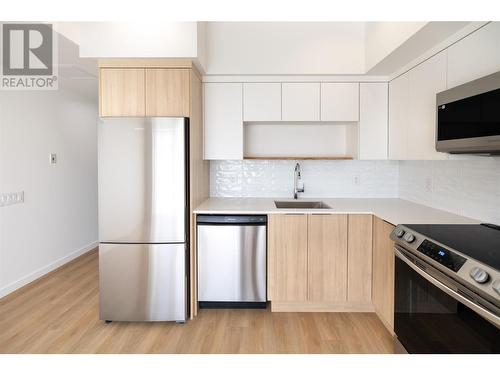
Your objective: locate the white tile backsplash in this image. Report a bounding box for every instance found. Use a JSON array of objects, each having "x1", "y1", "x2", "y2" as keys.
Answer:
[
  {"x1": 399, "y1": 158, "x2": 500, "y2": 225},
  {"x1": 211, "y1": 160, "x2": 400, "y2": 198},
  {"x1": 210, "y1": 158, "x2": 500, "y2": 225}
]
